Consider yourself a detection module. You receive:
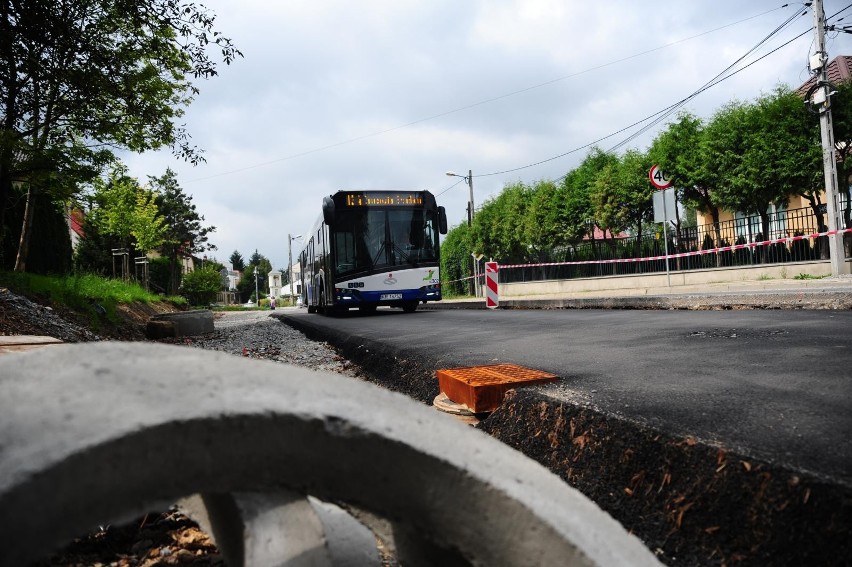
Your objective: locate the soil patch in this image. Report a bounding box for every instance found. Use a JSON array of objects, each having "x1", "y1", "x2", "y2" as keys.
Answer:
[{"x1": 478, "y1": 388, "x2": 852, "y2": 567}]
